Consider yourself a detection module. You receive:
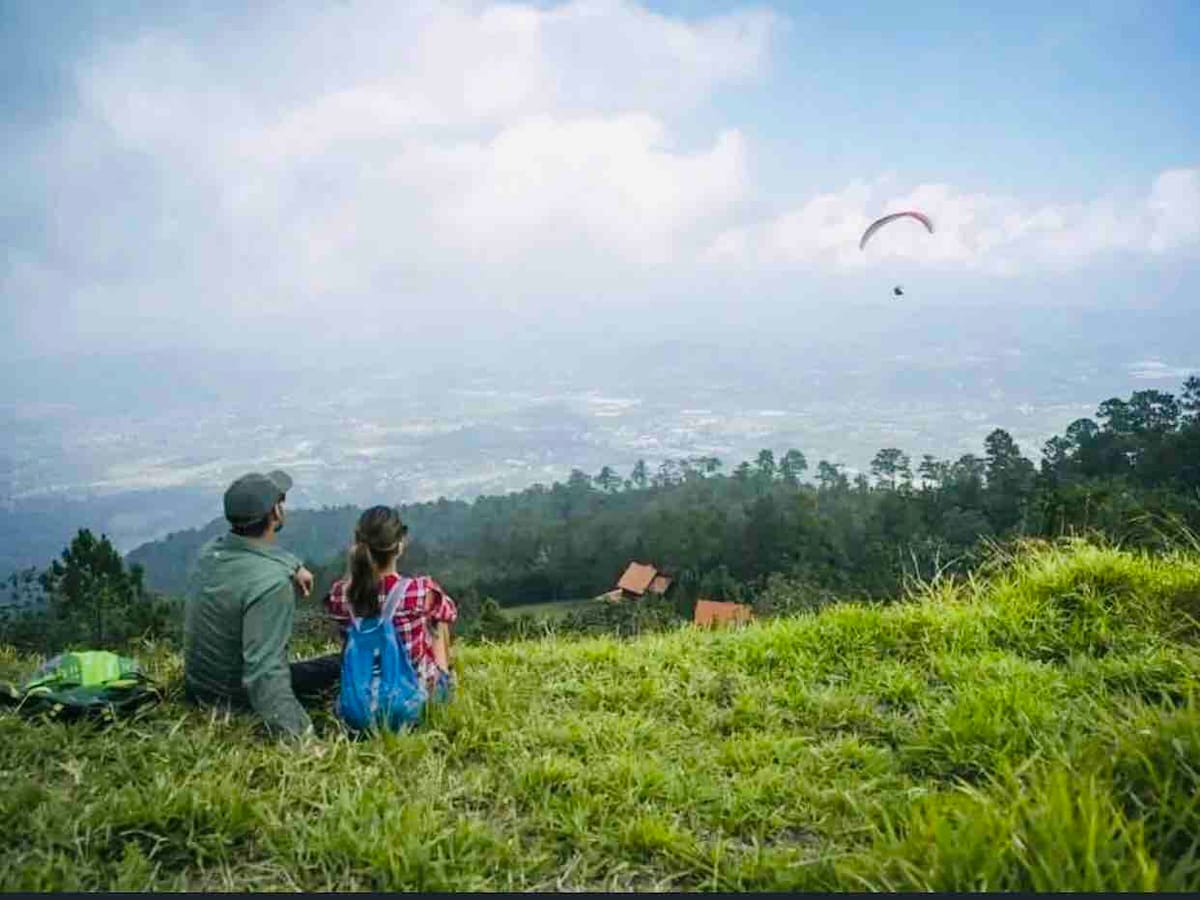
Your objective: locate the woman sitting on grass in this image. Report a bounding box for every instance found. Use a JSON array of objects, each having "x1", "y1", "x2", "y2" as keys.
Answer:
[{"x1": 323, "y1": 505, "x2": 457, "y2": 701}]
